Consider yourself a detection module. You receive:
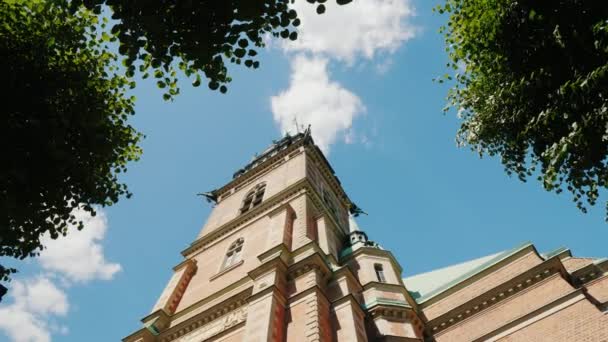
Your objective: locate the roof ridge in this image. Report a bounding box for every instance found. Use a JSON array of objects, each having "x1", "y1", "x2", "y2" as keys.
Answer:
[{"x1": 405, "y1": 242, "x2": 533, "y2": 304}]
